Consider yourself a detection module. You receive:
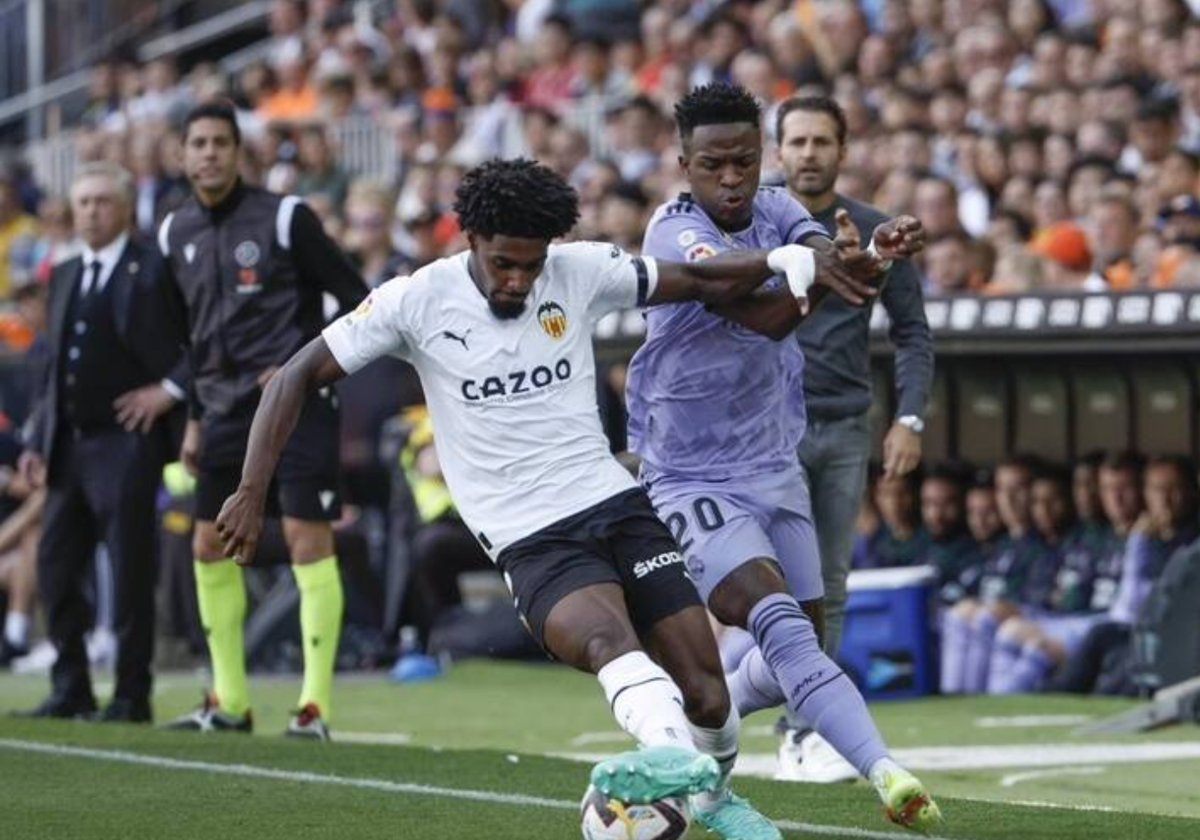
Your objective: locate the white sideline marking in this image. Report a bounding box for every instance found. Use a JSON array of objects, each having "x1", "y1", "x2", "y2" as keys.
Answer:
[
  {"x1": 951, "y1": 793, "x2": 1124, "y2": 813},
  {"x1": 0, "y1": 738, "x2": 962, "y2": 840},
  {"x1": 0, "y1": 738, "x2": 570, "y2": 809},
  {"x1": 745, "y1": 725, "x2": 779, "y2": 737},
  {"x1": 561, "y1": 742, "x2": 1200, "y2": 776},
  {"x1": 1000, "y1": 766, "x2": 1107, "y2": 788},
  {"x1": 974, "y1": 715, "x2": 1093, "y2": 729},
  {"x1": 570, "y1": 726, "x2": 778, "y2": 746},
  {"x1": 334, "y1": 731, "x2": 412, "y2": 746},
  {"x1": 886, "y1": 742, "x2": 1200, "y2": 770},
  {"x1": 570, "y1": 731, "x2": 630, "y2": 746}
]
